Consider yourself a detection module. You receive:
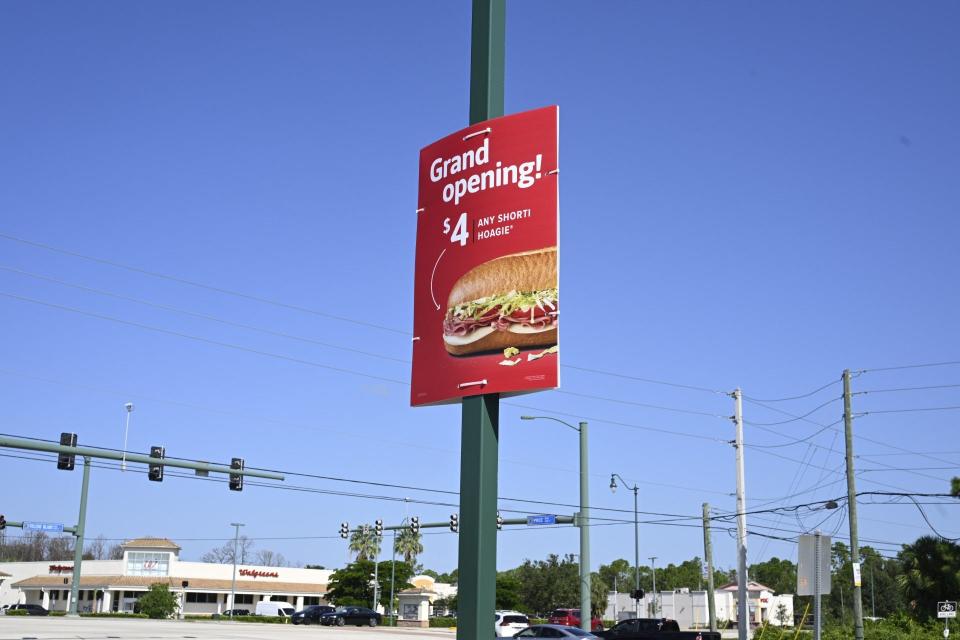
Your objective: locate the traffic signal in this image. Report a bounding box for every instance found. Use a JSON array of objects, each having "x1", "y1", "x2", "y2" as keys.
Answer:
[
  {"x1": 410, "y1": 516, "x2": 420, "y2": 534},
  {"x1": 148, "y1": 446, "x2": 165, "y2": 482},
  {"x1": 340, "y1": 522, "x2": 349, "y2": 539},
  {"x1": 496, "y1": 511, "x2": 503, "y2": 530},
  {"x1": 375, "y1": 519, "x2": 383, "y2": 537},
  {"x1": 449, "y1": 513, "x2": 458, "y2": 533},
  {"x1": 0, "y1": 514, "x2": 6, "y2": 530},
  {"x1": 631, "y1": 589, "x2": 645, "y2": 600},
  {"x1": 57, "y1": 432, "x2": 77, "y2": 470},
  {"x1": 229, "y1": 458, "x2": 244, "y2": 491}
]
